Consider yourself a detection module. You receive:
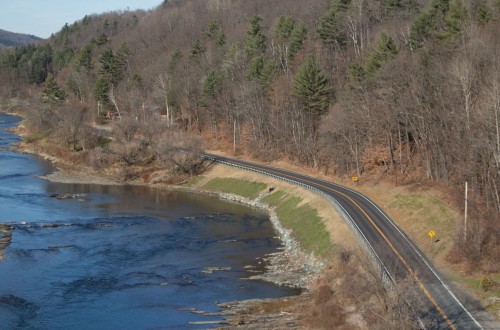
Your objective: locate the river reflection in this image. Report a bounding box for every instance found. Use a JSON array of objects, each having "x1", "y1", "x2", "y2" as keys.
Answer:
[{"x1": 0, "y1": 113, "x2": 299, "y2": 329}]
